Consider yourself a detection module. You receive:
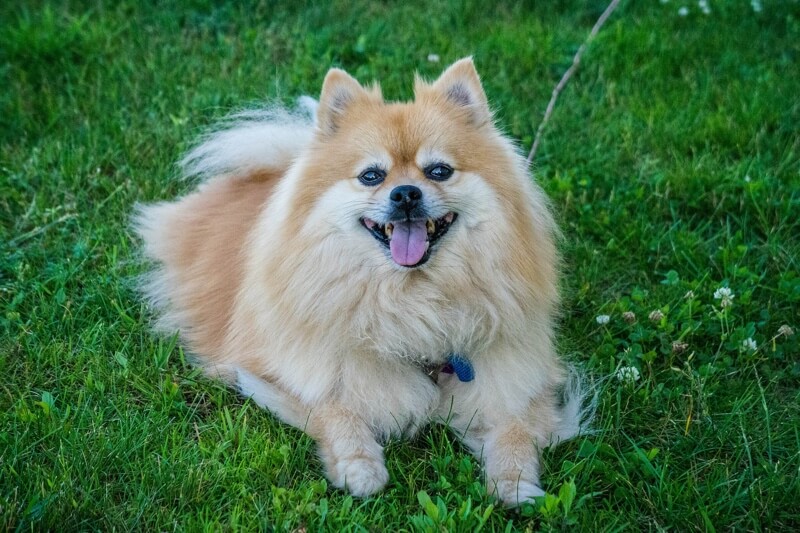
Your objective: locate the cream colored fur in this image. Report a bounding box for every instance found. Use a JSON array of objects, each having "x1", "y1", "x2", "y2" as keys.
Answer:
[{"x1": 135, "y1": 58, "x2": 589, "y2": 505}]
